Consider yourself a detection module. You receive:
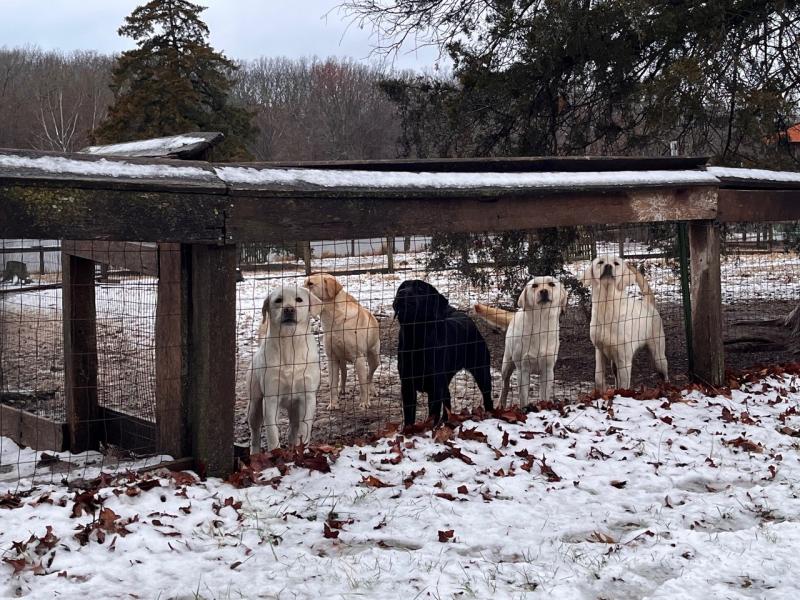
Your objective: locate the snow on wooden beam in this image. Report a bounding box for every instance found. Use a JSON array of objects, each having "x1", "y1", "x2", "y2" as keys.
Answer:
[{"x1": 81, "y1": 132, "x2": 224, "y2": 160}]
